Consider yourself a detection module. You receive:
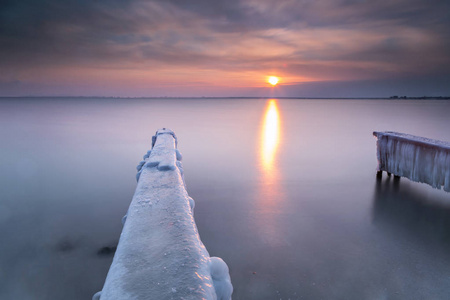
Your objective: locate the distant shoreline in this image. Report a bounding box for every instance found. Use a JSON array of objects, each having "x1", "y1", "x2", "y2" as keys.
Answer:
[{"x1": 388, "y1": 96, "x2": 450, "y2": 100}]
